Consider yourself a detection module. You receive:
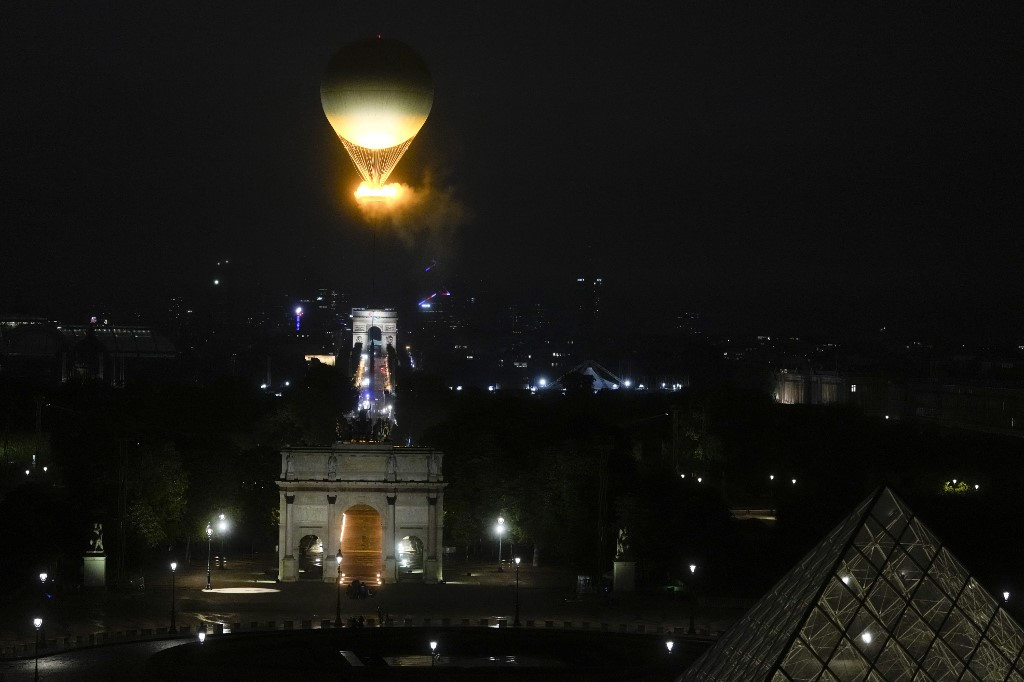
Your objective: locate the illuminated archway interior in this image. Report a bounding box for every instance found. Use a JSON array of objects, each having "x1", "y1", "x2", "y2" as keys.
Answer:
[{"x1": 340, "y1": 504, "x2": 382, "y2": 585}]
